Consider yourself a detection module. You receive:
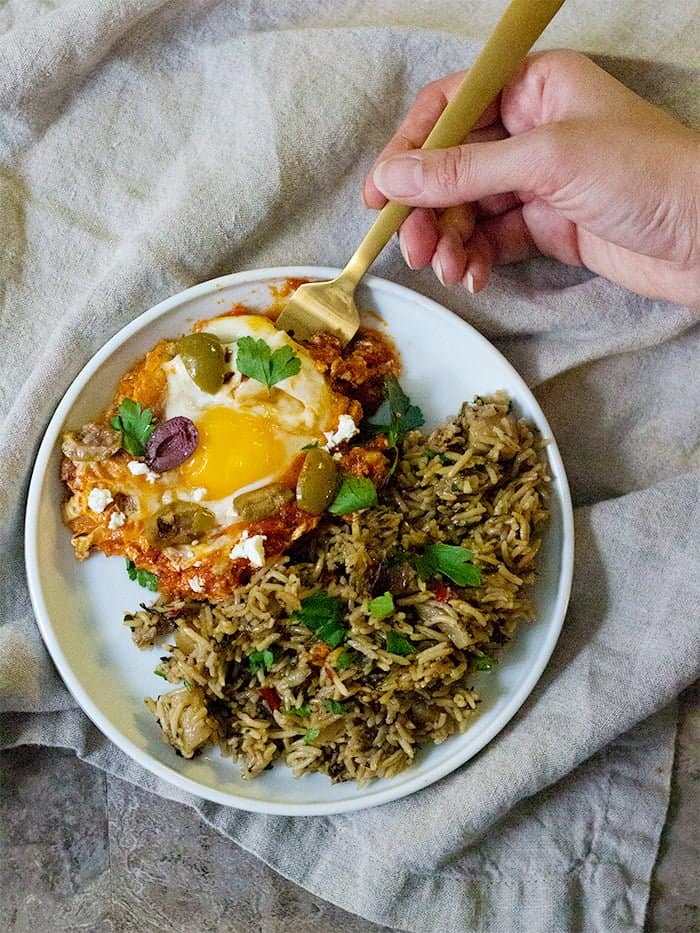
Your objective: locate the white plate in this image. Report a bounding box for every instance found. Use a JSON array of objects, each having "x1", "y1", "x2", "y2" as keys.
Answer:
[{"x1": 25, "y1": 266, "x2": 574, "y2": 816}]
